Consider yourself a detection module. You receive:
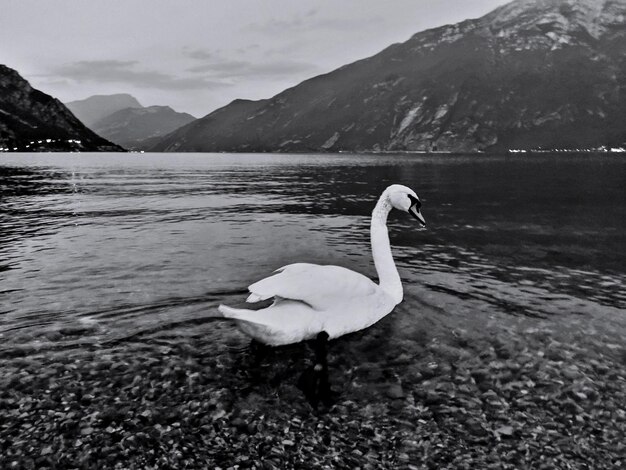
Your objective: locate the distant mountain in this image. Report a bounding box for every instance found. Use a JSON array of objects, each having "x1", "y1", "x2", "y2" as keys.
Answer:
[
  {"x1": 91, "y1": 105, "x2": 196, "y2": 150},
  {"x1": 152, "y1": 99, "x2": 267, "y2": 152},
  {"x1": 152, "y1": 0, "x2": 626, "y2": 153},
  {"x1": 66, "y1": 94, "x2": 142, "y2": 127},
  {"x1": 0, "y1": 65, "x2": 122, "y2": 152}
]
